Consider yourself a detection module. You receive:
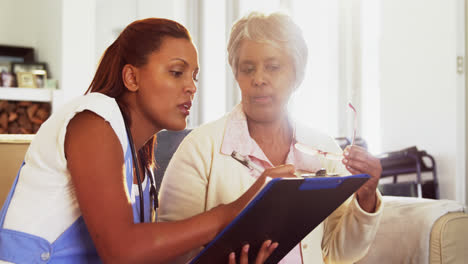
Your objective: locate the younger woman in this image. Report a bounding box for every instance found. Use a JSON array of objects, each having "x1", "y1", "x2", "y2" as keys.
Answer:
[{"x1": 0, "y1": 18, "x2": 293, "y2": 263}]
